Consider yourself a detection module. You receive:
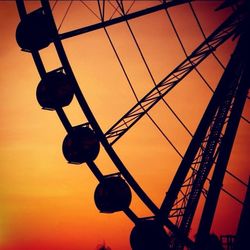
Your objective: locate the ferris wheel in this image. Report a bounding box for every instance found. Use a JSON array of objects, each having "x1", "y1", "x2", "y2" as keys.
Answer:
[{"x1": 15, "y1": 0, "x2": 249, "y2": 249}]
